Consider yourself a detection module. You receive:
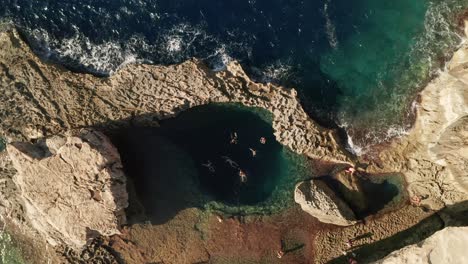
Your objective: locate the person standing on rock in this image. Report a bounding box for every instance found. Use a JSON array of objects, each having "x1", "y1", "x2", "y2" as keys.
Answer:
[{"x1": 345, "y1": 167, "x2": 356, "y2": 175}]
